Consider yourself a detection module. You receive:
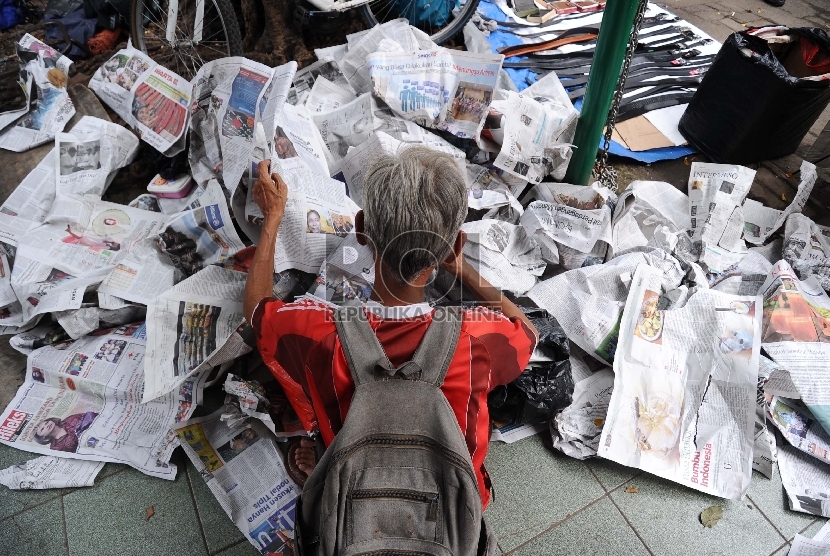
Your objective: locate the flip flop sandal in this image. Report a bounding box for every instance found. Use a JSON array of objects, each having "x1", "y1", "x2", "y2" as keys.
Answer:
[{"x1": 286, "y1": 438, "x2": 309, "y2": 487}]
